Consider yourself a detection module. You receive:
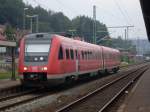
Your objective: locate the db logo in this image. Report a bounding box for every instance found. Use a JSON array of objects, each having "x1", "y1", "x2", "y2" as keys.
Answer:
[{"x1": 32, "y1": 67, "x2": 37, "y2": 71}]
